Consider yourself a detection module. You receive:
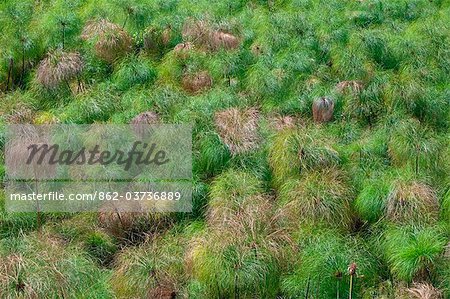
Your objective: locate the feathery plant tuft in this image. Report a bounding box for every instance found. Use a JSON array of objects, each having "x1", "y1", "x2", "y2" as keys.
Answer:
[
  {"x1": 36, "y1": 50, "x2": 84, "y2": 90},
  {"x1": 215, "y1": 107, "x2": 260, "y2": 155},
  {"x1": 187, "y1": 169, "x2": 291, "y2": 298},
  {"x1": 388, "y1": 117, "x2": 442, "y2": 176},
  {"x1": 0, "y1": 231, "x2": 113, "y2": 298},
  {"x1": 0, "y1": 0, "x2": 449, "y2": 297},
  {"x1": 110, "y1": 223, "x2": 202, "y2": 298},
  {"x1": 282, "y1": 227, "x2": 379, "y2": 299},
  {"x1": 112, "y1": 55, "x2": 156, "y2": 90},
  {"x1": 383, "y1": 224, "x2": 447, "y2": 283},
  {"x1": 268, "y1": 125, "x2": 340, "y2": 188},
  {"x1": 278, "y1": 168, "x2": 352, "y2": 229},
  {"x1": 386, "y1": 173, "x2": 439, "y2": 224},
  {"x1": 81, "y1": 19, "x2": 132, "y2": 62}
]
